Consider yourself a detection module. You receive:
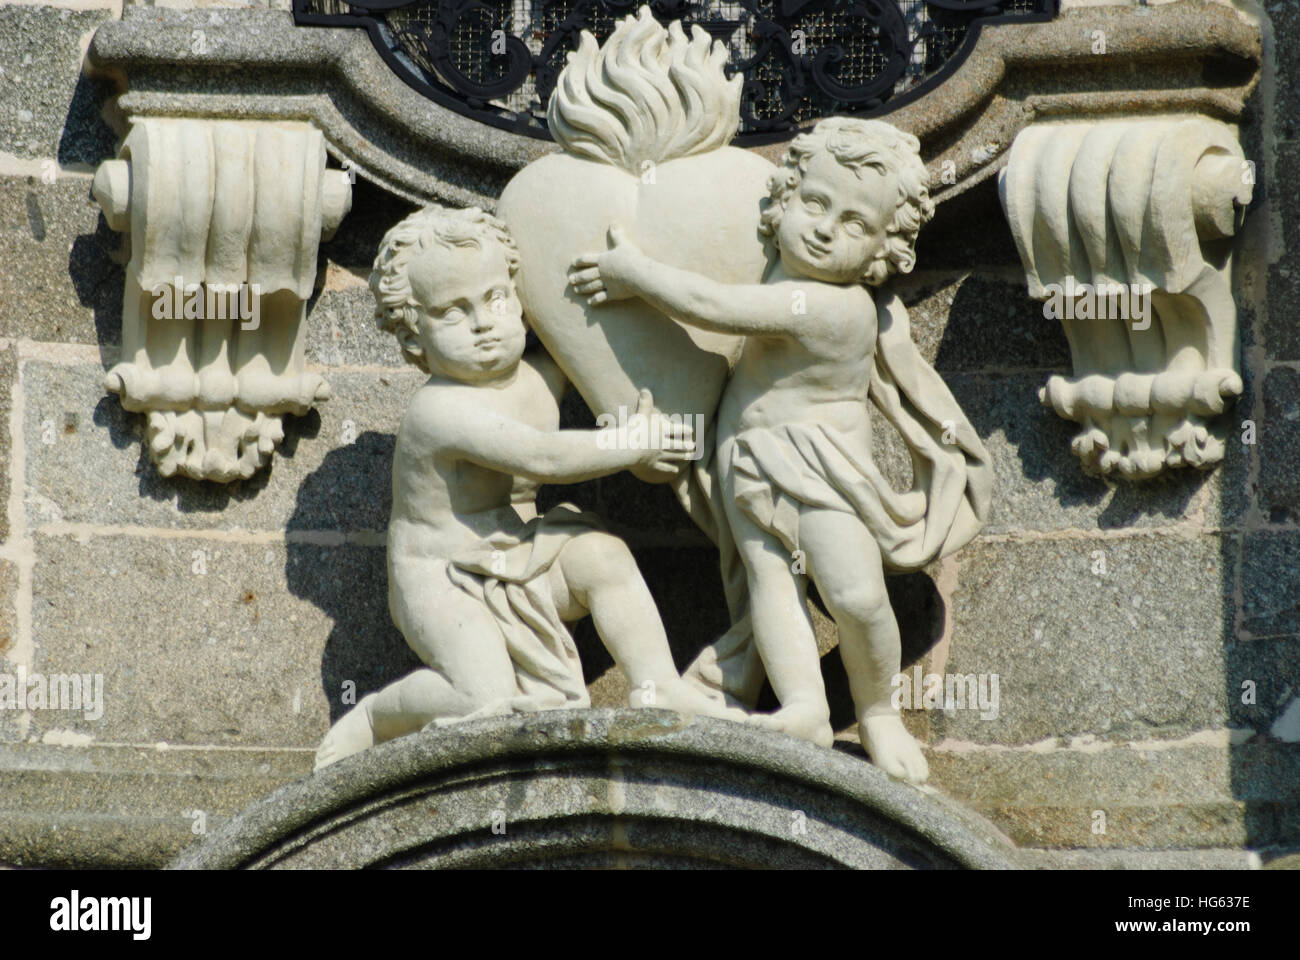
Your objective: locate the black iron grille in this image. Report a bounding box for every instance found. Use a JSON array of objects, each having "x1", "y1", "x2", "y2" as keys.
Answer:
[{"x1": 295, "y1": 0, "x2": 1057, "y2": 145}]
